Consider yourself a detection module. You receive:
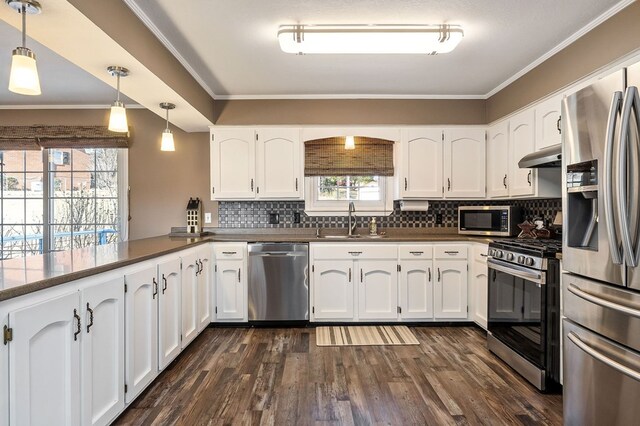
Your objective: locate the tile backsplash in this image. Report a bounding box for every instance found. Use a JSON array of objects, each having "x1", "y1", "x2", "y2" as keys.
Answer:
[{"x1": 218, "y1": 199, "x2": 562, "y2": 229}]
